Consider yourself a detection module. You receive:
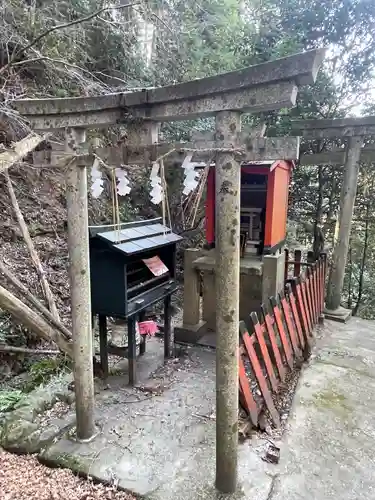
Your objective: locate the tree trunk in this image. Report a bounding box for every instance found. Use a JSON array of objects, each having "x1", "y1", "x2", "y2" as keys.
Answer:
[
  {"x1": 347, "y1": 247, "x2": 353, "y2": 309},
  {"x1": 352, "y1": 205, "x2": 370, "y2": 316},
  {"x1": 0, "y1": 284, "x2": 73, "y2": 357},
  {"x1": 0, "y1": 259, "x2": 72, "y2": 340}
]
